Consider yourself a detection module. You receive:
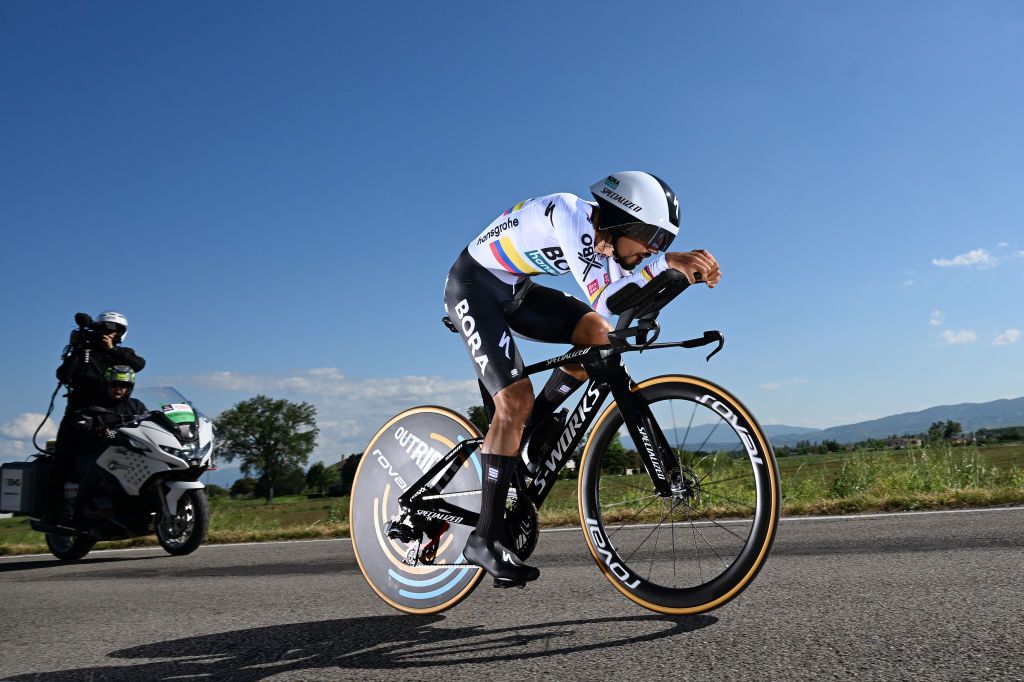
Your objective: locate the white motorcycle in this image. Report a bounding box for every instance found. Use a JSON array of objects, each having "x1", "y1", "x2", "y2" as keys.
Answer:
[{"x1": 1, "y1": 387, "x2": 215, "y2": 561}]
